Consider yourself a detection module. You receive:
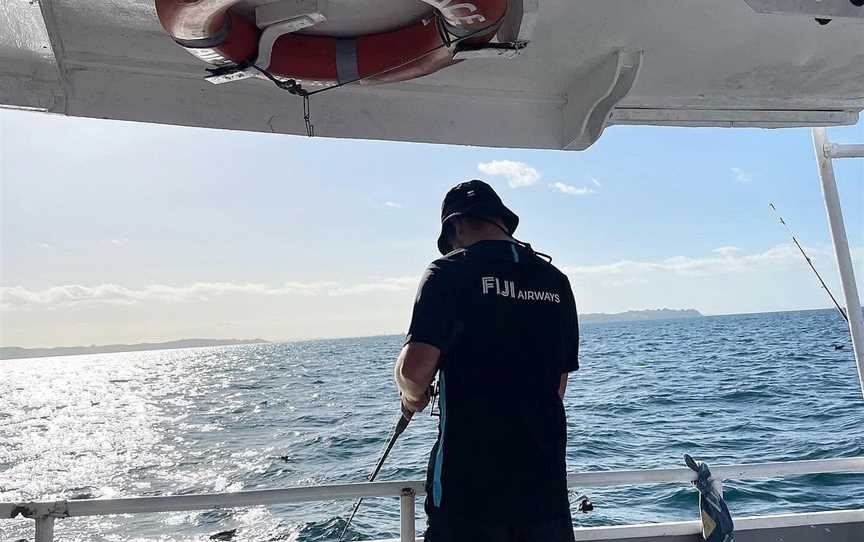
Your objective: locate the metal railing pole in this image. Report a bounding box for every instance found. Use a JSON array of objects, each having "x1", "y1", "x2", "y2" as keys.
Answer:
[
  {"x1": 812, "y1": 127, "x2": 864, "y2": 400},
  {"x1": 35, "y1": 517, "x2": 54, "y2": 542},
  {"x1": 829, "y1": 143, "x2": 864, "y2": 159},
  {"x1": 399, "y1": 488, "x2": 416, "y2": 542},
  {"x1": 2, "y1": 456, "x2": 862, "y2": 541}
]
